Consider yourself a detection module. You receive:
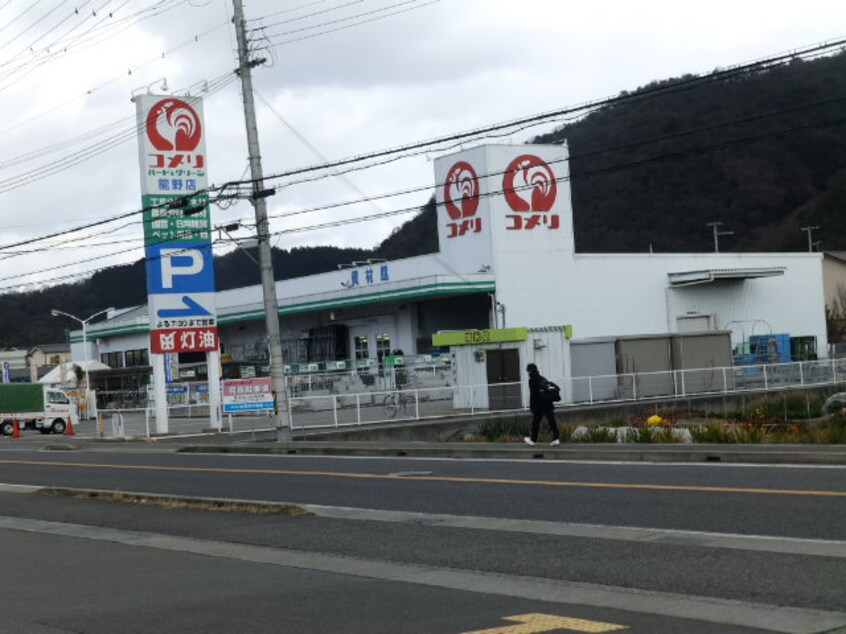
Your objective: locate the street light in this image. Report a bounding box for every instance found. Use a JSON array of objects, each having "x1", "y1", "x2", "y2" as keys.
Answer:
[{"x1": 50, "y1": 307, "x2": 115, "y2": 415}]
